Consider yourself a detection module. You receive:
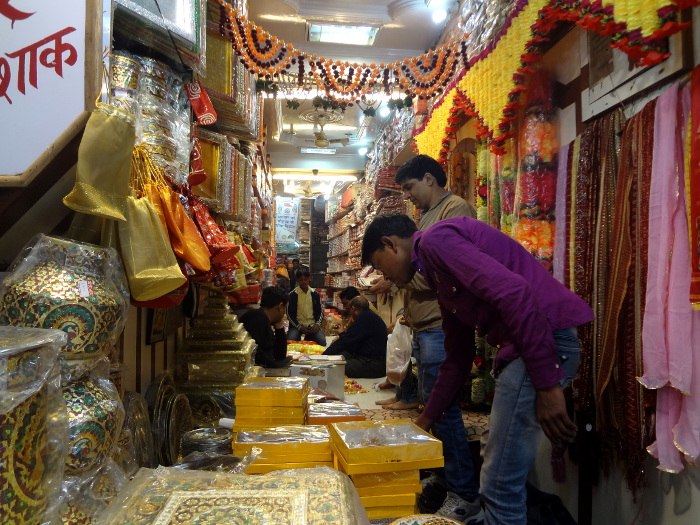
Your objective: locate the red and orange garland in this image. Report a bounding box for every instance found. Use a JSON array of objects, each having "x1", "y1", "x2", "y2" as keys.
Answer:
[{"x1": 214, "y1": 0, "x2": 697, "y2": 151}]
